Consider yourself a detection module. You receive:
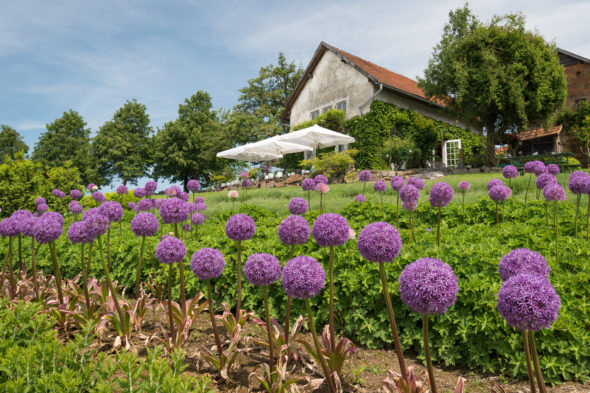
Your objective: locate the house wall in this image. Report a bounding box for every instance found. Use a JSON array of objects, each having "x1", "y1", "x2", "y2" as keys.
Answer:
[{"x1": 564, "y1": 62, "x2": 590, "y2": 109}]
